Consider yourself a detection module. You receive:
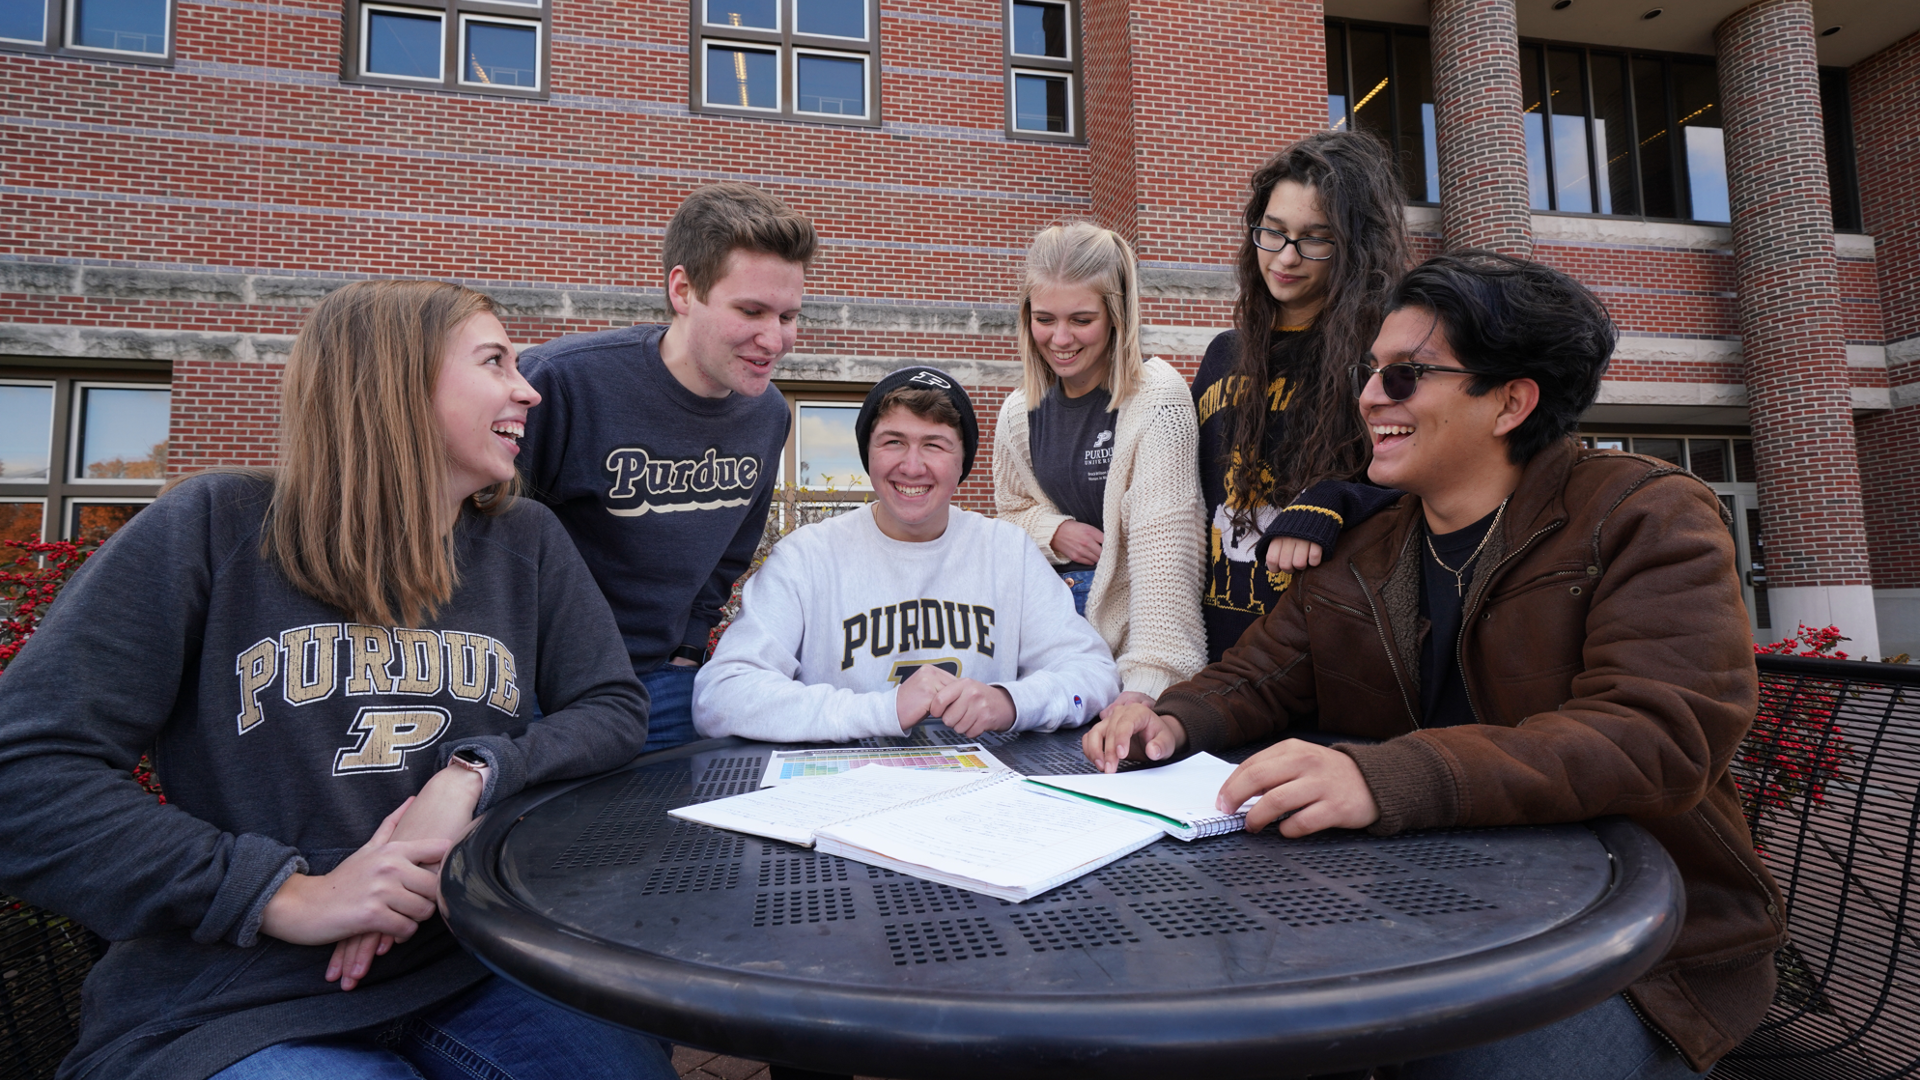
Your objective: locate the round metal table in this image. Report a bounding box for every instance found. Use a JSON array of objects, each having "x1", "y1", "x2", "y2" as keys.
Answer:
[{"x1": 442, "y1": 724, "x2": 1683, "y2": 1079}]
